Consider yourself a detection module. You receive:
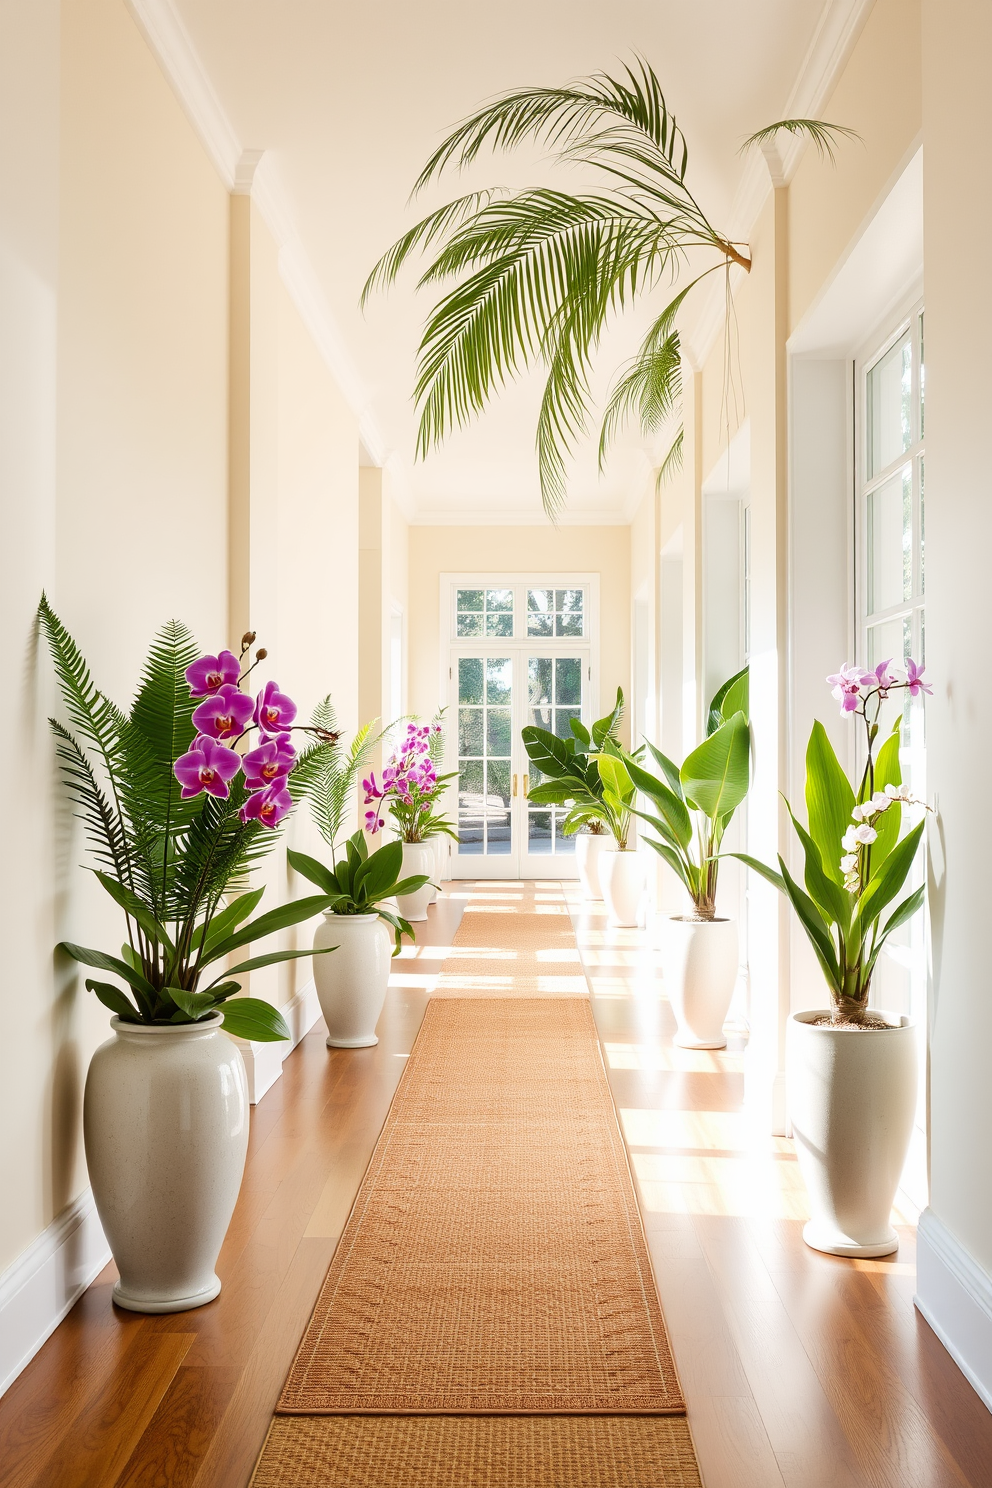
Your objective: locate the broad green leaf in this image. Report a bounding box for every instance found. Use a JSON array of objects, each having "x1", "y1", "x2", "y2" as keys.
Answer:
[
  {"x1": 287, "y1": 848, "x2": 337, "y2": 896},
  {"x1": 85, "y1": 979, "x2": 141, "y2": 1022},
  {"x1": 212, "y1": 945, "x2": 337, "y2": 983},
  {"x1": 595, "y1": 749, "x2": 634, "y2": 802},
  {"x1": 679, "y1": 713, "x2": 749, "y2": 822},
  {"x1": 376, "y1": 907, "x2": 415, "y2": 954},
  {"x1": 195, "y1": 888, "x2": 264, "y2": 954},
  {"x1": 805, "y1": 721, "x2": 855, "y2": 886},
  {"x1": 787, "y1": 806, "x2": 851, "y2": 931},
  {"x1": 220, "y1": 997, "x2": 291, "y2": 1043},
  {"x1": 391, "y1": 874, "x2": 431, "y2": 897},
  {"x1": 164, "y1": 985, "x2": 222, "y2": 1019},
  {"x1": 525, "y1": 780, "x2": 580, "y2": 806},
  {"x1": 199, "y1": 896, "x2": 332, "y2": 964},
  {"x1": 643, "y1": 836, "x2": 695, "y2": 897},
  {"x1": 59, "y1": 942, "x2": 158, "y2": 999},
  {"x1": 591, "y1": 687, "x2": 624, "y2": 747},
  {"x1": 727, "y1": 851, "x2": 786, "y2": 894},
  {"x1": 707, "y1": 665, "x2": 749, "y2": 735},
  {"x1": 625, "y1": 758, "x2": 692, "y2": 847},
  {"x1": 521, "y1": 725, "x2": 574, "y2": 778},
  {"x1": 779, "y1": 859, "x2": 841, "y2": 992},
  {"x1": 570, "y1": 717, "x2": 592, "y2": 748},
  {"x1": 354, "y1": 839, "x2": 405, "y2": 903},
  {"x1": 857, "y1": 819, "x2": 925, "y2": 929},
  {"x1": 865, "y1": 885, "x2": 926, "y2": 983},
  {"x1": 867, "y1": 723, "x2": 902, "y2": 868},
  {"x1": 643, "y1": 740, "x2": 684, "y2": 798}
]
